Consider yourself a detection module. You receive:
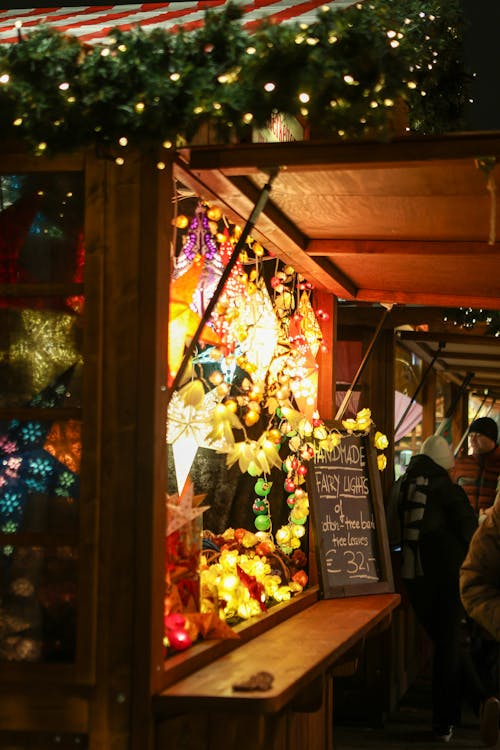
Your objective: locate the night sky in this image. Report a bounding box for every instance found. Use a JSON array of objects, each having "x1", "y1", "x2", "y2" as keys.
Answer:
[{"x1": 460, "y1": 0, "x2": 500, "y2": 130}]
